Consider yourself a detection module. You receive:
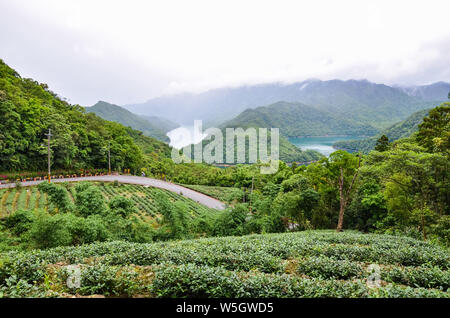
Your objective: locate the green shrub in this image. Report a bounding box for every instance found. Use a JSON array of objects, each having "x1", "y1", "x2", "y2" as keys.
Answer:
[
  {"x1": 383, "y1": 266, "x2": 450, "y2": 290},
  {"x1": 108, "y1": 196, "x2": 137, "y2": 218},
  {"x1": 14, "y1": 181, "x2": 22, "y2": 191},
  {"x1": 28, "y1": 212, "x2": 72, "y2": 249},
  {"x1": 75, "y1": 185, "x2": 107, "y2": 217},
  {"x1": 213, "y1": 204, "x2": 248, "y2": 236},
  {"x1": 5, "y1": 210, "x2": 36, "y2": 235},
  {"x1": 37, "y1": 182, "x2": 73, "y2": 213},
  {"x1": 66, "y1": 214, "x2": 110, "y2": 245},
  {"x1": 158, "y1": 198, "x2": 191, "y2": 239},
  {"x1": 295, "y1": 255, "x2": 364, "y2": 280}
]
